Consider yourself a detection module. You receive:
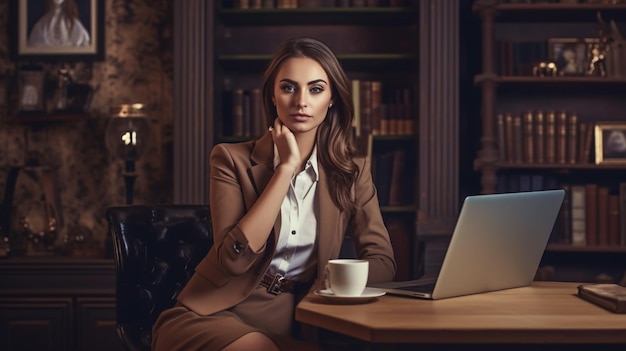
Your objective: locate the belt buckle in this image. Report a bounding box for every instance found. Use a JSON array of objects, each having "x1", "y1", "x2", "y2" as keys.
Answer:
[{"x1": 267, "y1": 273, "x2": 285, "y2": 295}]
